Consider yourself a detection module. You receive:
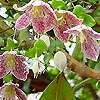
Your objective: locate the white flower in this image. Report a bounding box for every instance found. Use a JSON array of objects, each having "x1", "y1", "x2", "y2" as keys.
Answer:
[{"x1": 54, "y1": 51, "x2": 67, "y2": 71}]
